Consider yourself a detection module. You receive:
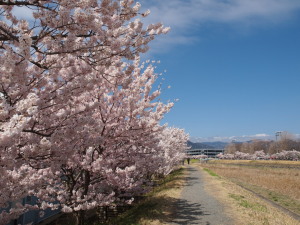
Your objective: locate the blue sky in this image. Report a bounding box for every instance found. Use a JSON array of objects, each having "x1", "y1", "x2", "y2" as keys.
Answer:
[{"x1": 140, "y1": 0, "x2": 300, "y2": 142}]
